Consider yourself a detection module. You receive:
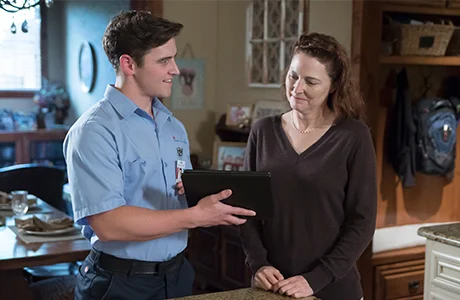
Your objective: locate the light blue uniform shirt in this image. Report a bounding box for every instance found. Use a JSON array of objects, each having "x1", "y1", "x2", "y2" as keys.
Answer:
[{"x1": 63, "y1": 85, "x2": 192, "y2": 262}]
